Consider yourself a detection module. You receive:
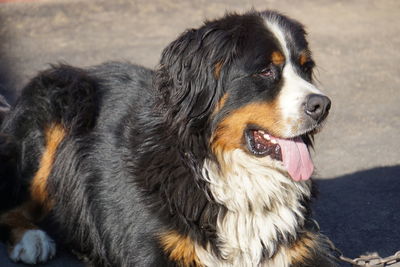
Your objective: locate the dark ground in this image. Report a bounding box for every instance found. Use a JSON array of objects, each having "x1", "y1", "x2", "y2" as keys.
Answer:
[{"x1": 0, "y1": 0, "x2": 399, "y2": 266}]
